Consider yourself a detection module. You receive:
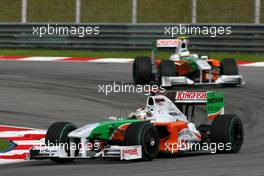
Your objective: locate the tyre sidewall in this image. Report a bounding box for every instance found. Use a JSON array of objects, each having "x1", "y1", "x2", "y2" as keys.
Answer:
[
  {"x1": 220, "y1": 58, "x2": 238, "y2": 75},
  {"x1": 125, "y1": 122, "x2": 159, "y2": 161},
  {"x1": 133, "y1": 57, "x2": 152, "y2": 84},
  {"x1": 211, "y1": 115, "x2": 244, "y2": 153}
]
